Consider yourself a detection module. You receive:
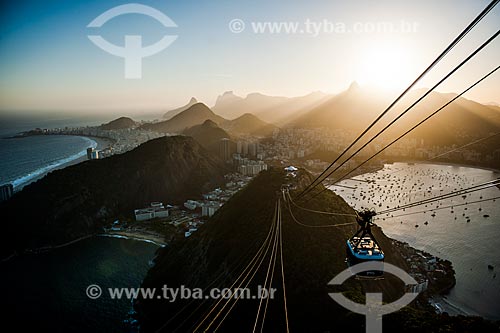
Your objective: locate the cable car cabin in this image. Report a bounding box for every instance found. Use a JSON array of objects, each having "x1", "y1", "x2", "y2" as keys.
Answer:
[
  {"x1": 346, "y1": 209, "x2": 384, "y2": 278},
  {"x1": 346, "y1": 236, "x2": 384, "y2": 277}
]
